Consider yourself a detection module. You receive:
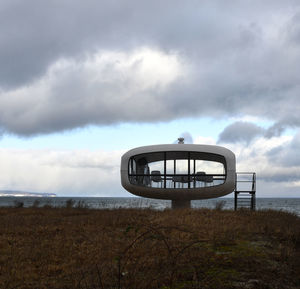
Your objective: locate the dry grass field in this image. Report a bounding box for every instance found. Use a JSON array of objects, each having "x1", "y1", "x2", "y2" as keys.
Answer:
[{"x1": 0, "y1": 206, "x2": 299, "y2": 289}]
